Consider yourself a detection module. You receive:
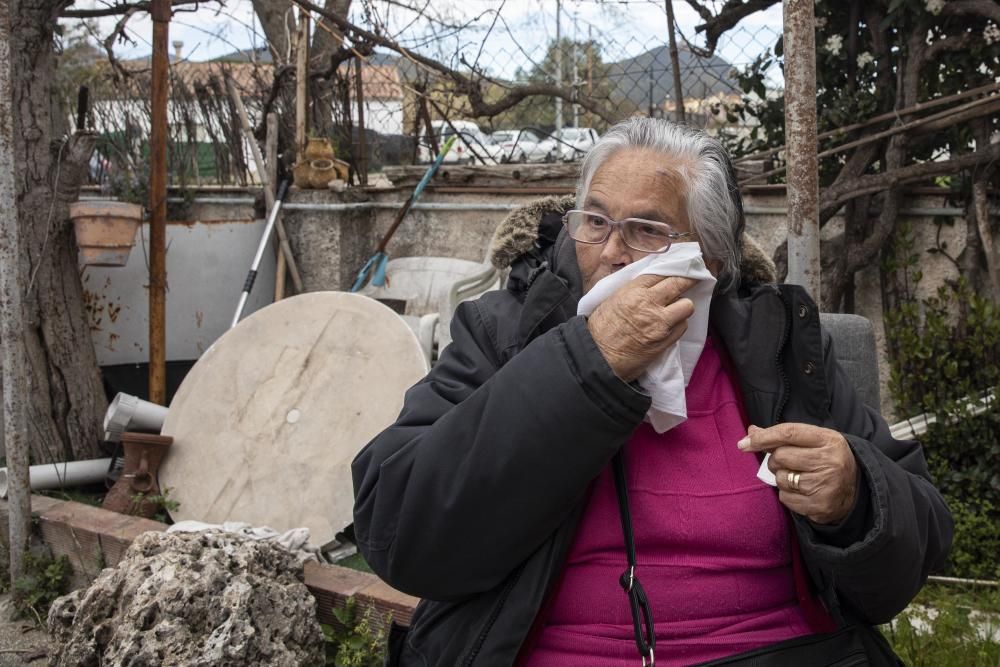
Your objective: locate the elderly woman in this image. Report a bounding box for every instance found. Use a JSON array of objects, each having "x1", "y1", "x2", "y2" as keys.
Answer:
[{"x1": 352, "y1": 118, "x2": 952, "y2": 666}]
